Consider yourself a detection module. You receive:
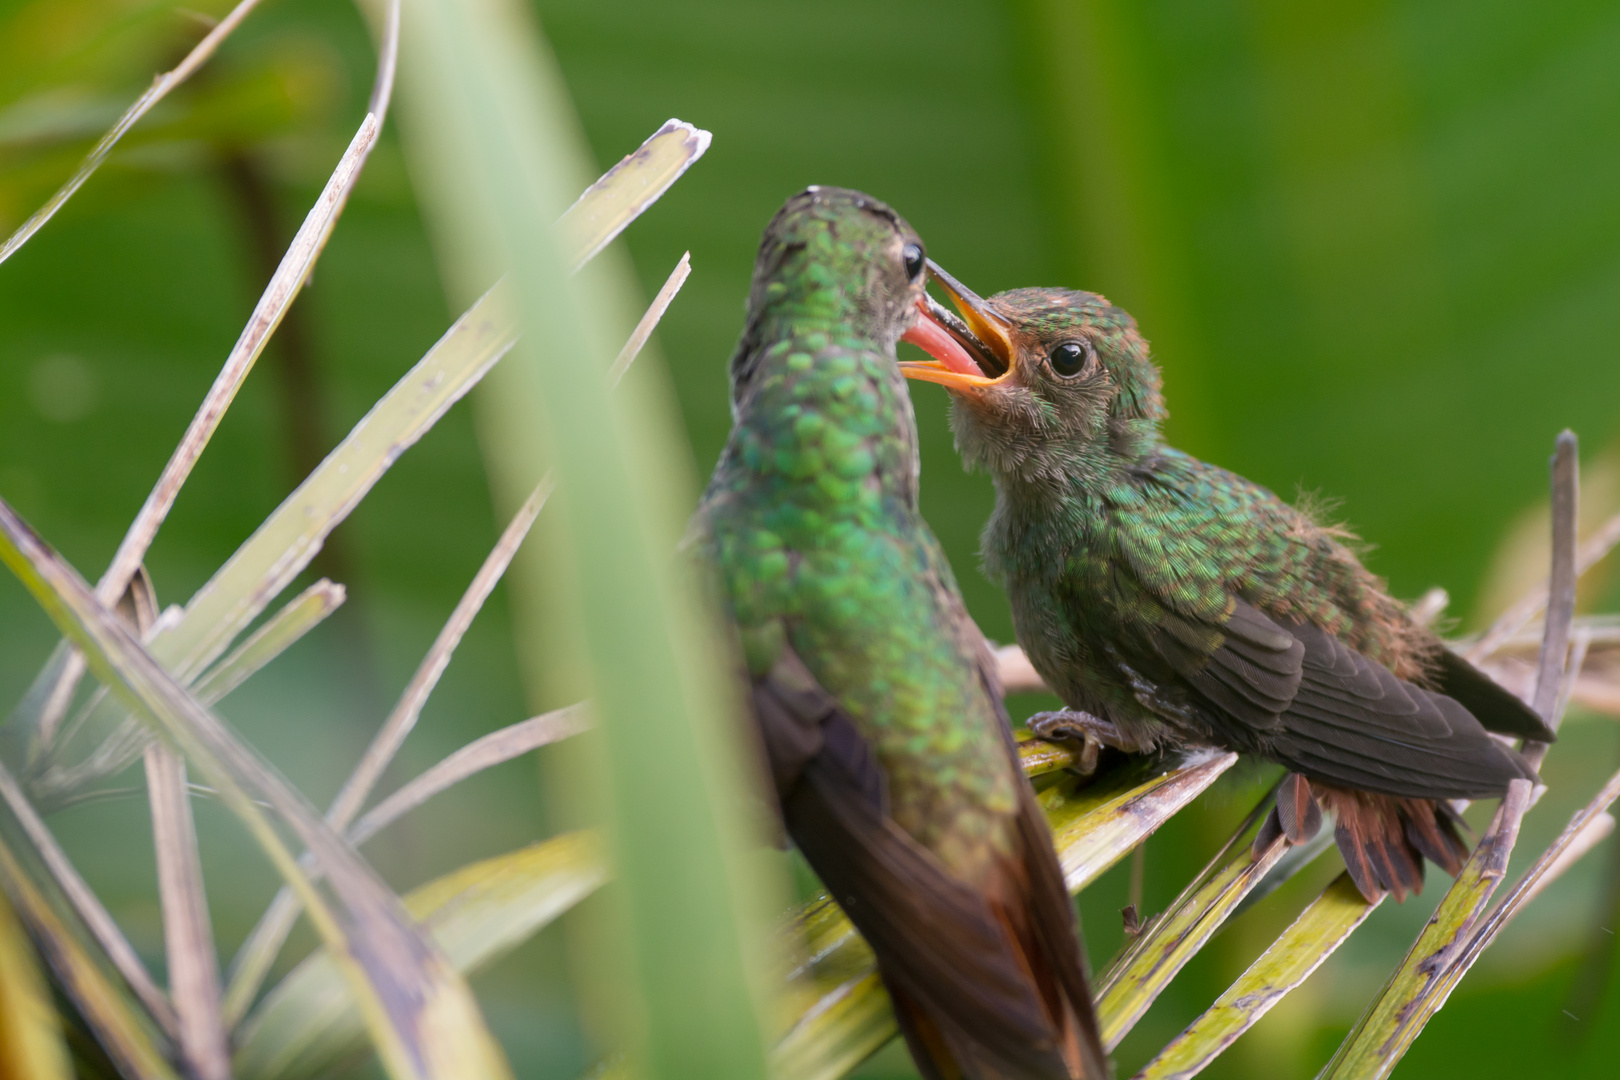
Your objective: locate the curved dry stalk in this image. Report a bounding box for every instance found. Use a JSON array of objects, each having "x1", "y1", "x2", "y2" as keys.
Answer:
[{"x1": 0, "y1": 0, "x2": 270, "y2": 267}]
